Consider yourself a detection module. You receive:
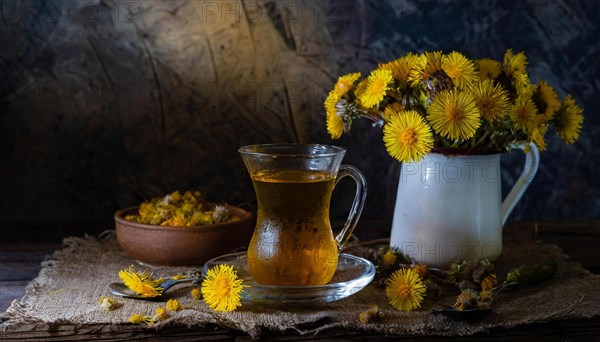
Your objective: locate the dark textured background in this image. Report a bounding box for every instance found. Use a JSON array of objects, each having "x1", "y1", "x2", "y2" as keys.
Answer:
[{"x1": 1, "y1": 0, "x2": 598, "y2": 231}]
